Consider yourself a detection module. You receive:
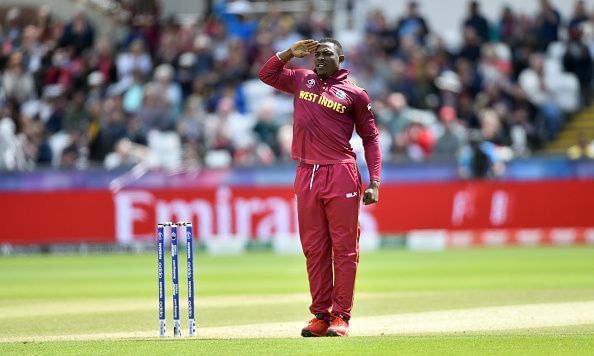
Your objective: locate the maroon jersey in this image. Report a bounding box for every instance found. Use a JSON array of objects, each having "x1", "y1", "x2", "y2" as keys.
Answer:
[{"x1": 259, "y1": 55, "x2": 381, "y2": 182}]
